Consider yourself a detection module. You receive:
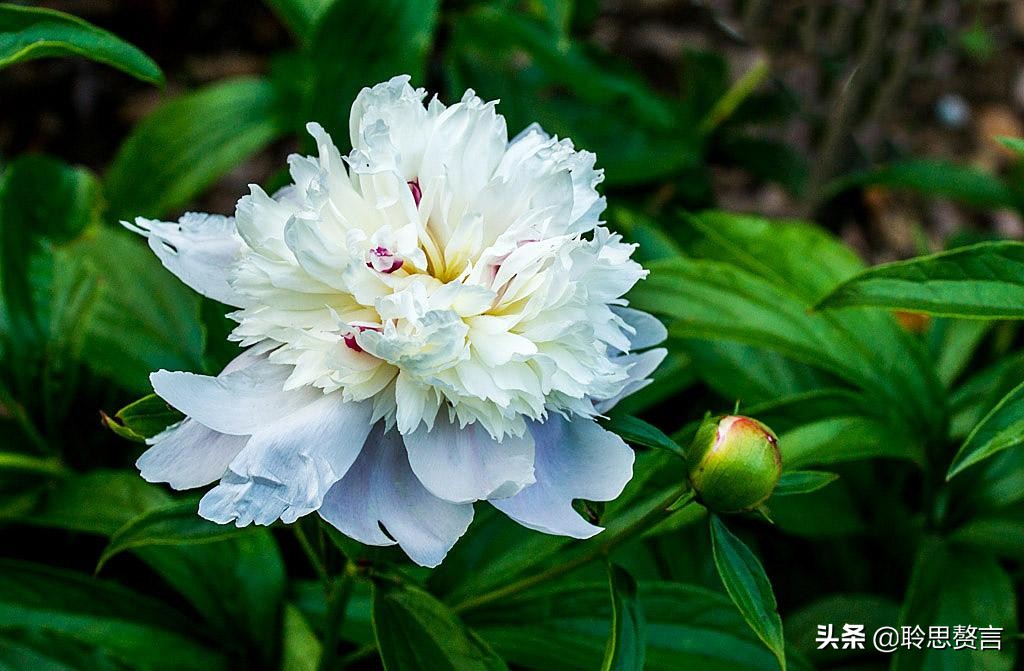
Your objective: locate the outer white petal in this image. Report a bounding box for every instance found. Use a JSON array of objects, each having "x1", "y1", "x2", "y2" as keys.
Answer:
[
  {"x1": 198, "y1": 394, "x2": 373, "y2": 526},
  {"x1": 136, "y1": 419, "x2": 247, "y2": 490},
  {"x1": 151, "y1": 357, "x2": 321, "y2": 435},
  {"x1": 402, "y1": 417, "x2": 535, "y2": 504},
  {"x1": 594, "y1": 348, "x2": 668, "y2": 413},
  {"x1": 491, "y1": 415, "x2": 634, "y2": 538},
  {"x1": 612, "y1": 306, "x2": 667, "y2": 350},
  {"x1": 123, "y1": 213, "x2": 248, "y2": 307},
  {"x1": 319, "y1": 425, "x2": 474, "y2": 568}
]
